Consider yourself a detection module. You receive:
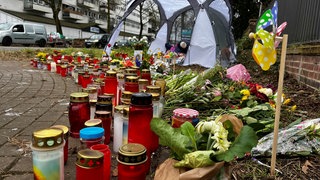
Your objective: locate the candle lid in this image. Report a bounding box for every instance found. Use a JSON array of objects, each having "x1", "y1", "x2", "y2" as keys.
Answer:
[
  {"x1": 138, "y1": 79, "x2": 149, "y2": 85},
  {"x1": 106, "y1": 70, "x2": 117, "y2": 77},
  {"x1": 141, "y1": 69, "x2": 150, "y2": 73},
  {"x1": 97, "y1": 95, "x2": 112, "y2": 104},
  {"x1": 50, "y1": 125, "x2": 69, "y2": 140},
  {"x1": 117, "y1": 143, "x2": 147, "y2": 165},
  {"x1": 95, "y1": 110, "x2": 111, "y2": 118},
  {"x1": 70, "y1": 92, "x2": 89, "y2": 103},
  {"x1": 121, "y1": 91, "x2": 133, "y2": 99},
  {"x1": 82, "y1": 87, "x2": 97, "y2": 93},
  {"x1": 32, "y1": 128, "x2": 64, "y2": 149},
  {"x1": 80, "y1": 127, "x2": 104, "y2": 140},
  {"x1": 151, "y1": 93, "x2": 160, "y2": 101},
  {"x1": 76, "y1": 149, "x2": 104, "y2": 168},
  {"x1": 131, "y1": 92, "x2": 152, "y2": 105},
  {"x1": 85, "y1": 119, "x2": 103, "y2": 127},
  {"x1": 173, "y1": 108, "x2": 199, "y2": 119},
  {"x1": 146, "y1": 85, "x2": 161, "y2": 94},
  {"x1": 125, "y1": 76, "x2": 139, "y2": 83},
  {"x1": 114, "y1": 105, "x2": 127, "y2": 113},
  {"x1": 117, "y1": 73, "x2": 125, "y2": 79},
  {"x1": 125, "y1": 68, "x2": 137, "y2": 74}
]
